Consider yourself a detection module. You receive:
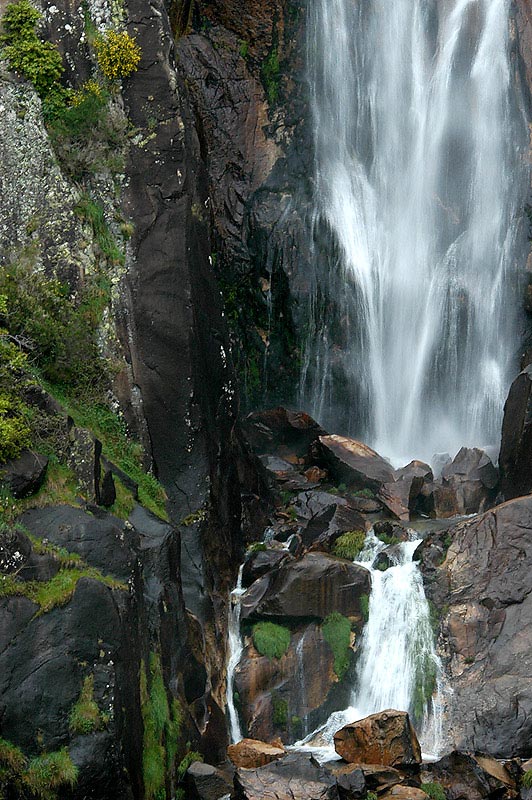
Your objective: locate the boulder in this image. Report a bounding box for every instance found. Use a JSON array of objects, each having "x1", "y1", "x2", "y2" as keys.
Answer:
[
  {"x1": 427, "y1": 751, "x2": 515, "y2": 800},
  {"x1": 381, "y1": 788, "x2": 427, "y2": 799},
  {"x1": 259, "y1": 455, "x2": 298, "y2": 480},
  {"x1": 243, "y1": 408, "x2": 326, "y2": 458},
  {"x1": 333, "y1": 711, "x2": 421, "y2": 769},
  {"x1": 0, "y1": 525, "x2": 32, "y2": 575},
  {"x1": 377, "y1": 482, "x2": 410, "y2": 521},
  {"x1": 314, "y1": 436, "x2": 395, "y2": 490},
  {"x1": 227, "y1": 738, "x2": 285, "y2": 769},
  {"x1": 185, "y1": 761, "x2": 233, "y2": 800},
  {"x1": 349, "y1": 496, "x2": 382, "y2": 513},
  {"x1": 294, "y1": 490, "x2": 352, "y2": 520},
  {"x1": 98, "y1": 470, "x2": 116, "y2": 508},
  {"x1": 242, "y1": 549, "x2": 292, "y2": 588},
  {"x1": 328, "y1": 764, "x2": 366, "y2": 799},
  {"x1": 422, "y1": 495, "x2": 532, "y2": 755},
  {"x1": 499, "y1": 365, "x2": 532, "y2": 499},
  {"x1": 241, "y1": 552, "x2": 371, "y2": 620},
  {"x1": 373, "y1": 521, "x2": 409, "y2": 543},
  {"x1": 0, "y1": 450, "x2": 48, "y2": 498},
  {"x1": 417, "y1": 482, "x2": 461, "y2": 518},
  {"x1": 440, "y1": 447, "x2": 498, "y2": 514},
  {"x1": 233, "y1": 752, "x2": 340, "y2": 800},
  {"x1": 302, "y1": 504, "x2": 367, "y2": 552},
  {"x1": 329, "y1": 763, "x2": 404, "y2": 794}
]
